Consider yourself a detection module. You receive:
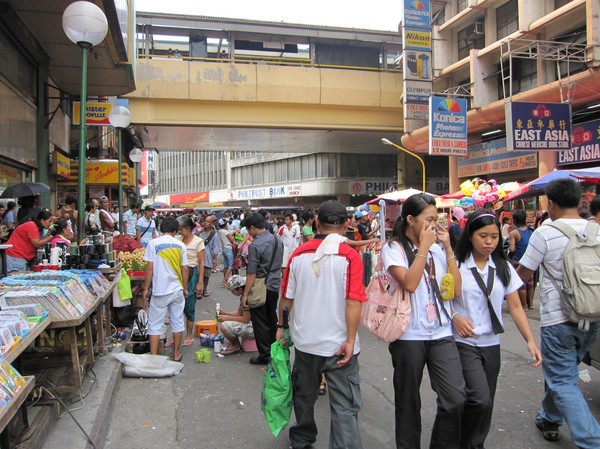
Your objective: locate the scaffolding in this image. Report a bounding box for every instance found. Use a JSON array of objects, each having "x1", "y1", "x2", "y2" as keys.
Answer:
[{"x1": 500, "y1": 38, "x2": 589, "y2": 103}]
